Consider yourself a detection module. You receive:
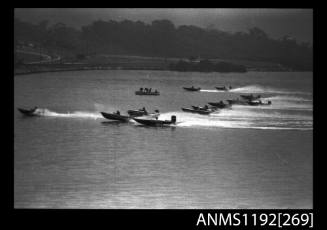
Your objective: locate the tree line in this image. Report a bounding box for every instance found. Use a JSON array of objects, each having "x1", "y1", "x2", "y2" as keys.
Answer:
[{"x1": 14, "y1": 18, "x2": 312, "y2": 71}]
